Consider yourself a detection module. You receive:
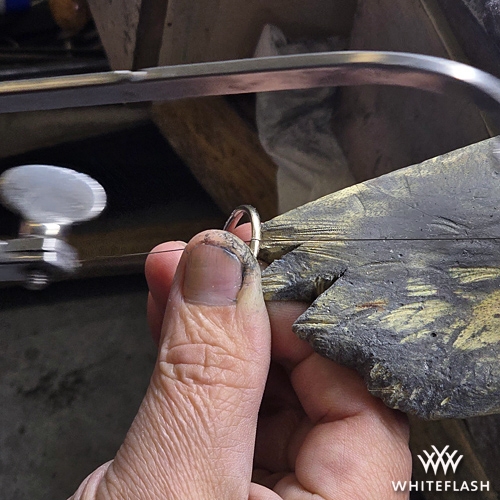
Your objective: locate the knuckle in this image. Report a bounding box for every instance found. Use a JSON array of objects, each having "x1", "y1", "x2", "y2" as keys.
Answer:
[
  {"x1": 158, "y1": 341, "x2": 244, "y2": 387},
  {"x1": 156, "y1": 307, "x2": 249, "y2": 389}
]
